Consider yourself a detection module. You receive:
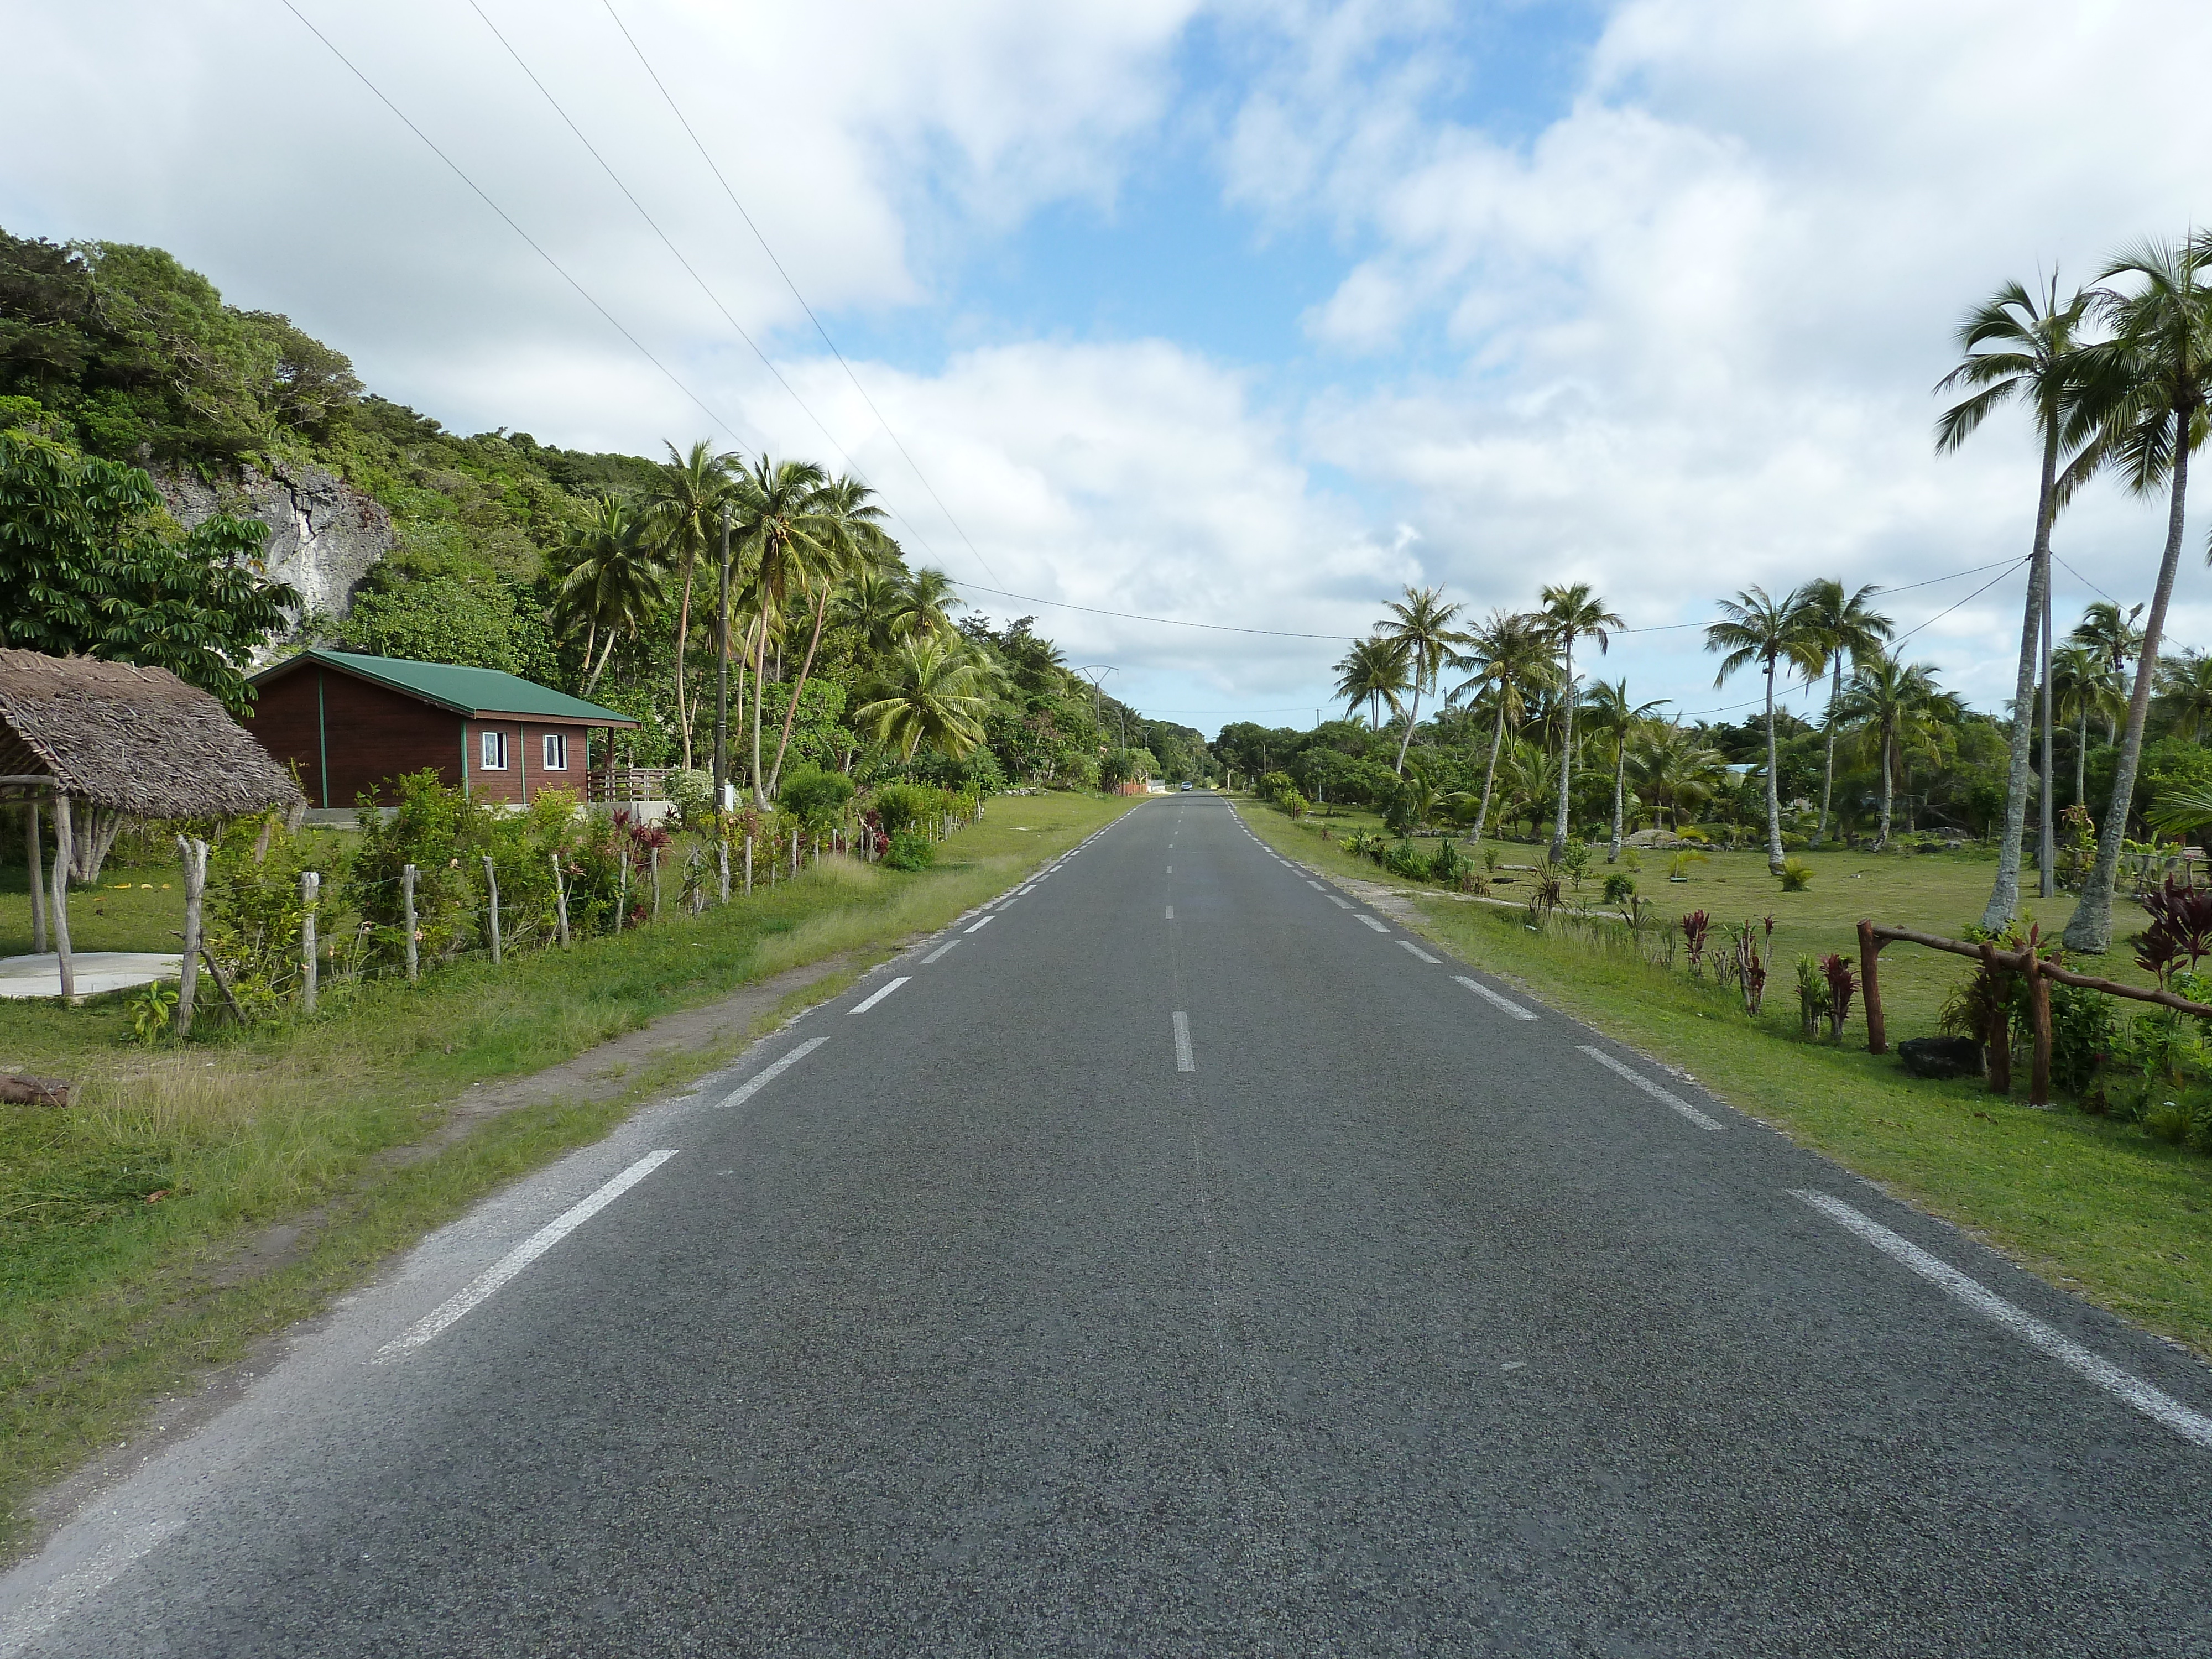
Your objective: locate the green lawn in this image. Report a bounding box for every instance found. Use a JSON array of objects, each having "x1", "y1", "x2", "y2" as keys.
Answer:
[
  {"x1": 1240, "y1": 798, "x2": 2212, "y2": 1362},
  {"x1": 0, "y1": 791, "x2": 1134, "y2": 1550}
]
